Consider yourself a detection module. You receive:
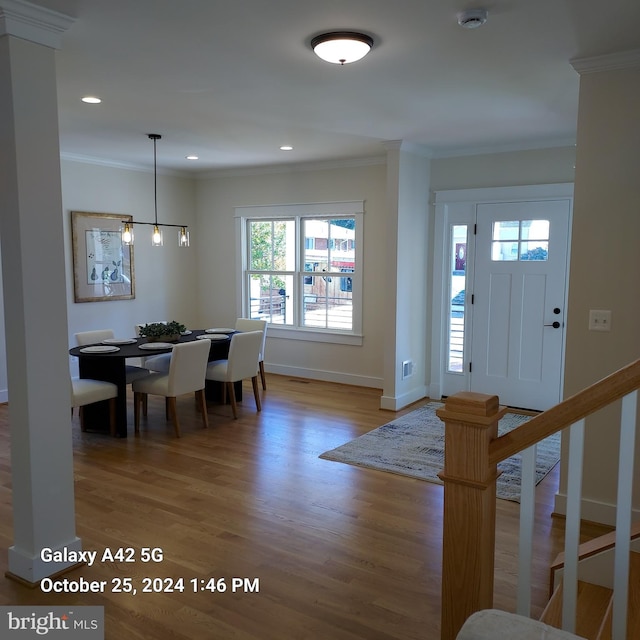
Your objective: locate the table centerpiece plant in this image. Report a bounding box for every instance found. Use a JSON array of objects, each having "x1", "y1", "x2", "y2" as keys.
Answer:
[{"x1": 138, "y1": 321, "x2": 186, "y2": 343}]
